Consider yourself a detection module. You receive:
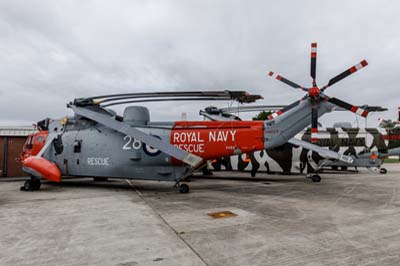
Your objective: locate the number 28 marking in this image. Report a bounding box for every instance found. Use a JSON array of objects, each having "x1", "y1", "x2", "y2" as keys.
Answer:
[
  {"x1": 123, "y1": 135, "x2": 142, "y2": 150},
  {"x1": 122, "y1": 135, "x2": 162, "y2": 156}
]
